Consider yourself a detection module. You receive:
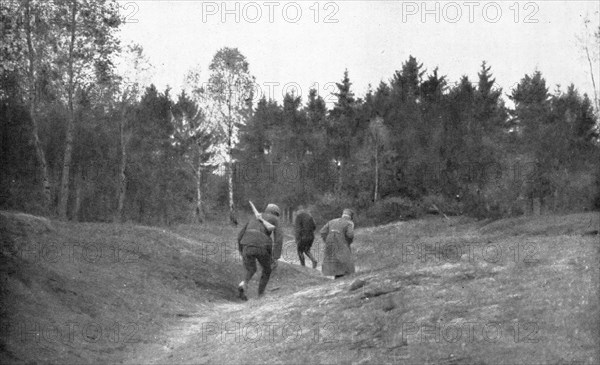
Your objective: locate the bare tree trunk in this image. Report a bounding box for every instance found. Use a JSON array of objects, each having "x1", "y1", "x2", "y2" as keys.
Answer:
[
  {"x1": 58, "y1": 0, "x2": 77, "y2": 220},
  {"x1": 583, "y1": 32, "x2": 599, "y2": 112},
  {"x1": 336, "y1": 160, "x2": 343, "y2": 195},
  {"x1": 195, "y1": 160, "x2": 205, "y2": 224},
  {"x1": 227, "y1": 119, "x2": 237, "y2": 225},
  {"x1": 29, "y1": 97, "x2": 52, "y2": 211},
  {"x1": 115, "y1": 104, "x2": 127, "y2": 223},
  {"x1": 228, "y1": 161, "x2": 236, "y2": 225},
  {"x1": 374, "y1": 146, "x2": 379, "y2": 202},
  {"x1": 25, "y1": 0, "x2": 51, "y2": 213},
  {"x1": 72, "y1": 167, "x2": 84, "y2": 222}
]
